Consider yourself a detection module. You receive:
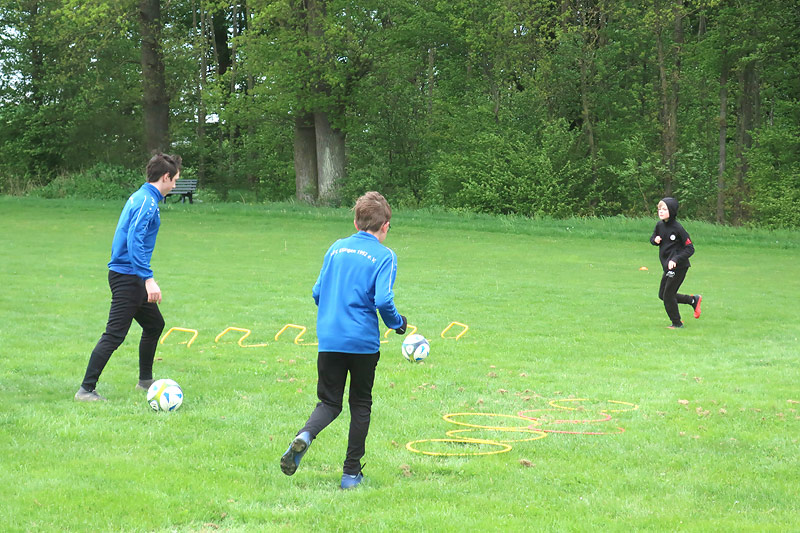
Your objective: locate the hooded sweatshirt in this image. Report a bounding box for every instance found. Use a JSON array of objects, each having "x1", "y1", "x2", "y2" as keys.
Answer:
[{"x1": 650, "y1": 197, "x2": 694, "y2": 271}]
